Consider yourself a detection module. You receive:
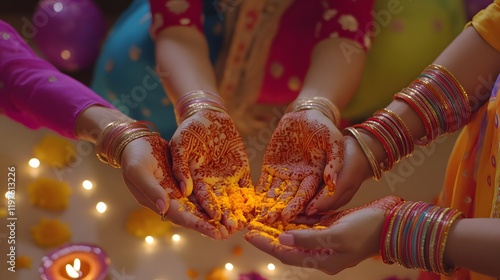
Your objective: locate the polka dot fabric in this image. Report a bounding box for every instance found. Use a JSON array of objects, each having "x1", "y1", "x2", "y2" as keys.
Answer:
[
  {"x1": 149, "y1": 0, "x2": 204, "y2": 38},
  {"x1": 317, "y1": 0, "x2": 374, "y2": 51}
]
